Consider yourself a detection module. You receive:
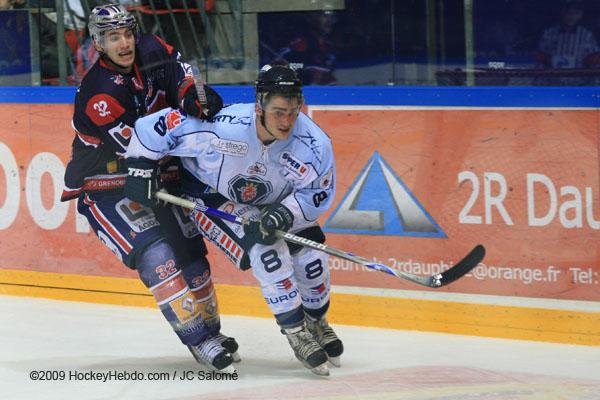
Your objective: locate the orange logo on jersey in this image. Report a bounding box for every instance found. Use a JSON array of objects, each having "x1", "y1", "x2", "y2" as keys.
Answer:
[{"x1": 166, "y1": 110, "x2": 185, "y2": 130}]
